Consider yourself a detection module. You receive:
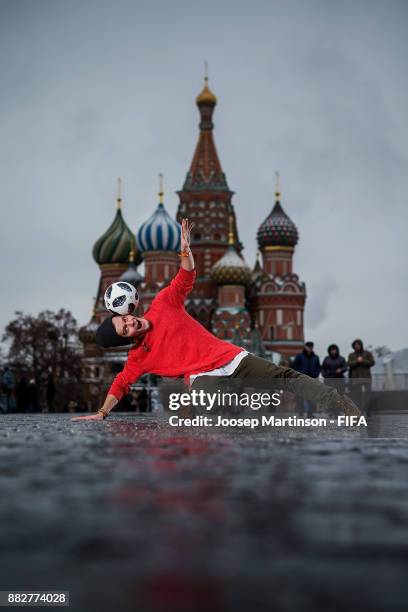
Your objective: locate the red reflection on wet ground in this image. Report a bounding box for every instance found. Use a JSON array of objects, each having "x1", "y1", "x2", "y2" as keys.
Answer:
[
  {"x1": 103, "y1": 422, "x2": 230, "y2": 610},
  {"x1": 143, "y1": 573, "x2": 225, "y2": 612},
  {"x1": 109, "y1": 427, "x2": 229, "y2": 520}
]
